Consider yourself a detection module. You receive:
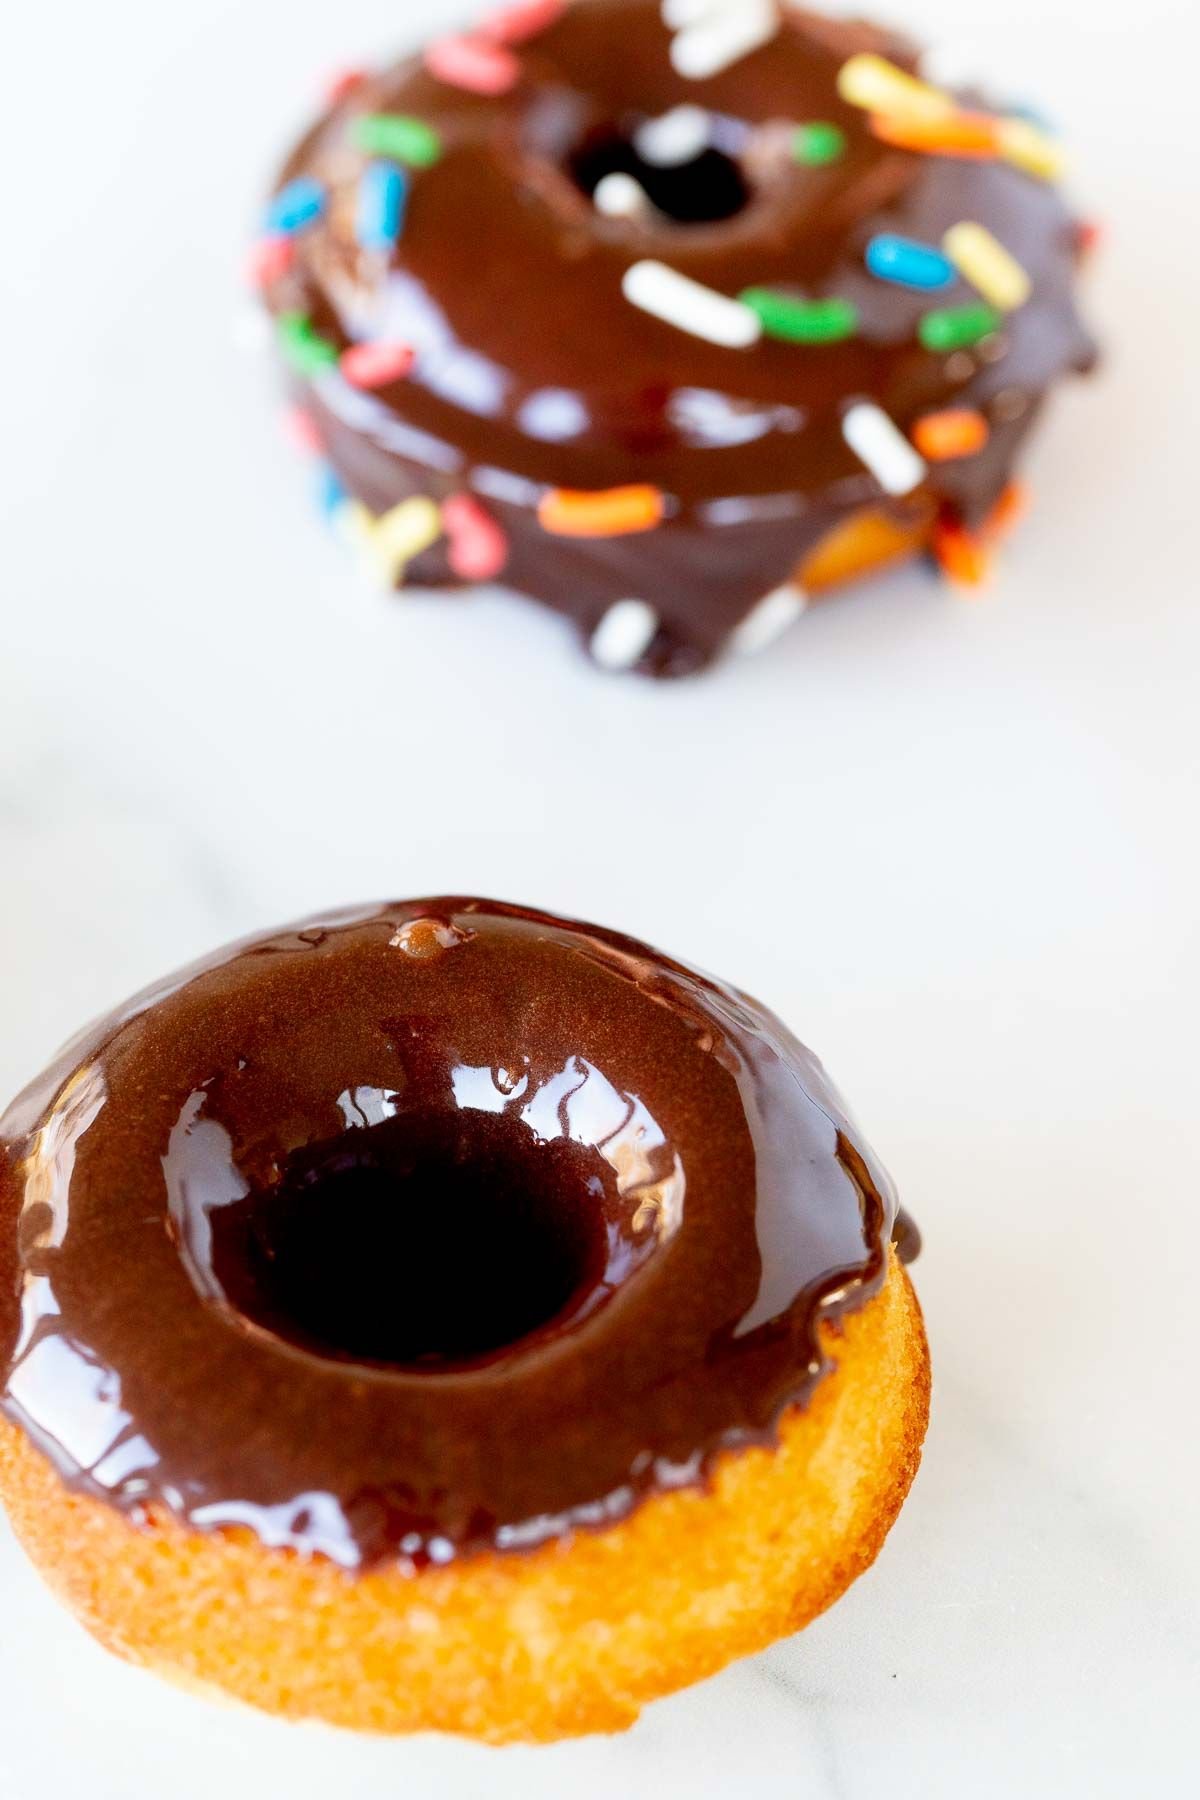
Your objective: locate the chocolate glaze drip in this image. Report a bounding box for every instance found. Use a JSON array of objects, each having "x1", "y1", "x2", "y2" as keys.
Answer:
[
  {"x1": 0, "y1": 900, "x2": 915, "y2": 1569},
  {"x1": 260, "y1": 0, "x2": 1095, "y2": 674}
]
